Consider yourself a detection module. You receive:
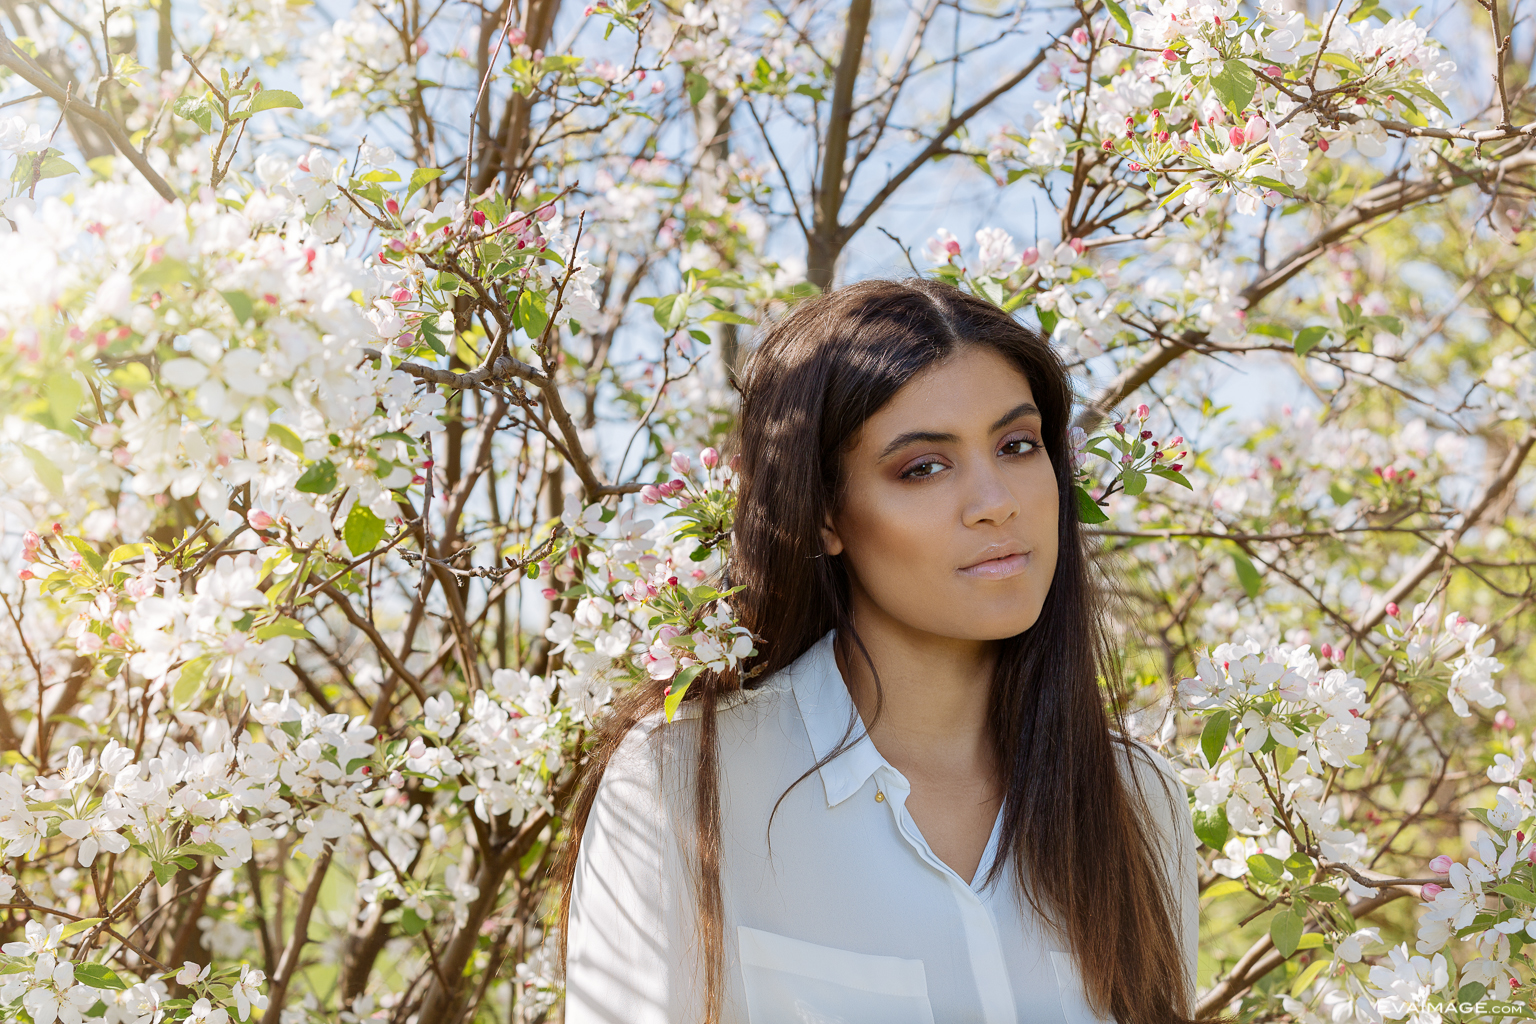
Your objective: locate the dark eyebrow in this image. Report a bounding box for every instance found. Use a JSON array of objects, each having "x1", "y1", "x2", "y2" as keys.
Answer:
[
  {"x1": 876, "y1": 402, "x2": 1043, "y2": 462},
  {"x1": 990, "y1": 401, "x2": 1042, "y2": 432}
]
